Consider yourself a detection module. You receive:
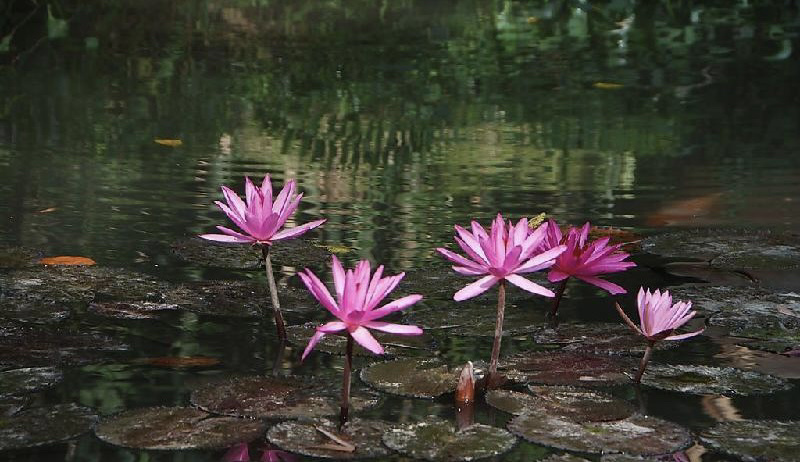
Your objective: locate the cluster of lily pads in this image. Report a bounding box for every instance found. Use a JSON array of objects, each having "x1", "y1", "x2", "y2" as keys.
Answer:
[{"x1": 0, "y1": 175, "x2": 798, "y2": 461}]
